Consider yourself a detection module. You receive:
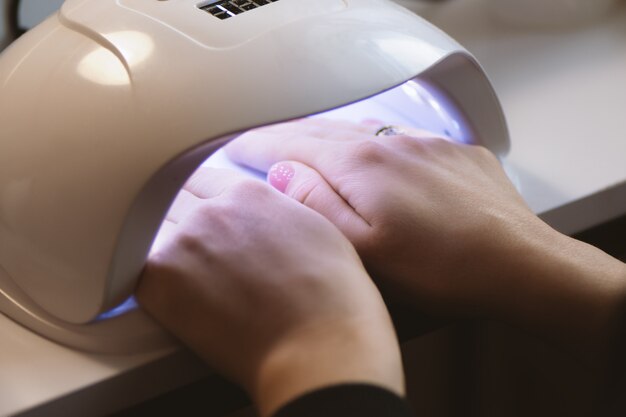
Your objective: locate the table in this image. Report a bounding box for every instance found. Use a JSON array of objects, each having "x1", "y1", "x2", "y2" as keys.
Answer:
[
  {"x1": 1, "y1": 0, "x2": 626, "y2": 415},
  {"x1": 400, "y1": 0, "x2": 626, "y2": 235}
]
